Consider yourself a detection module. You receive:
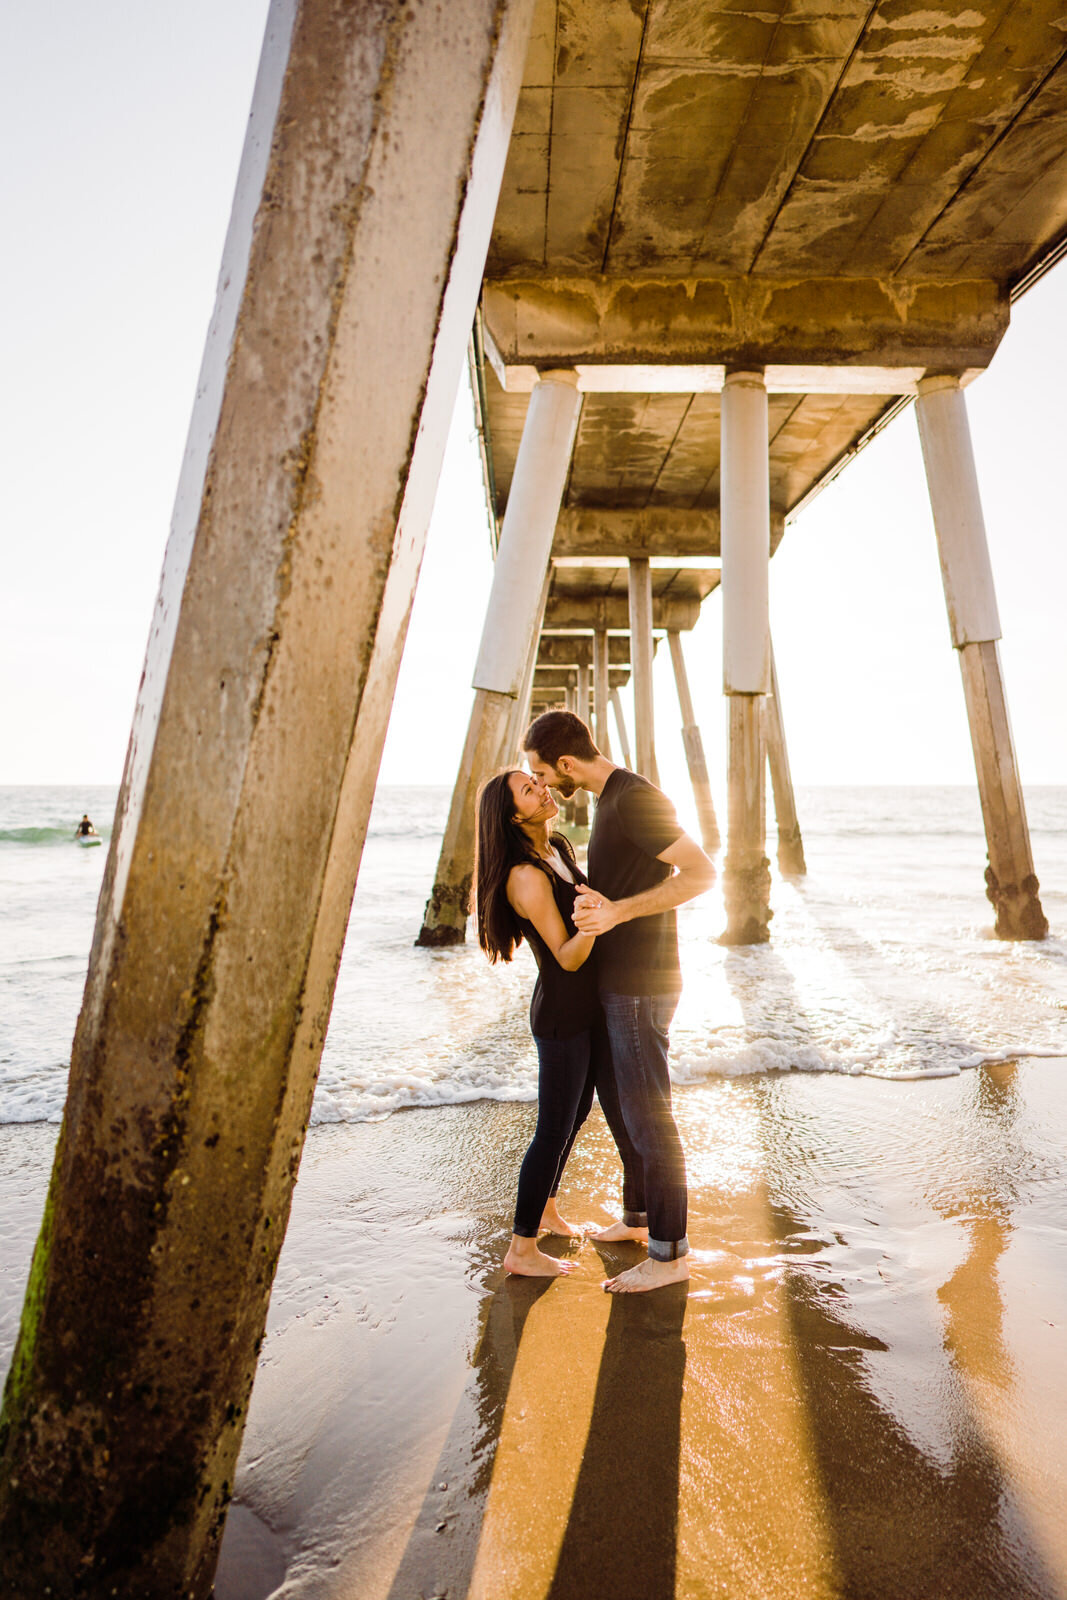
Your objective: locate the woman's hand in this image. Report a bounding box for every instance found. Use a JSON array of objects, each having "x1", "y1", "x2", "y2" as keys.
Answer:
[{"x1": 573, "y1": 884, "x2": 621, "y2": 935}]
